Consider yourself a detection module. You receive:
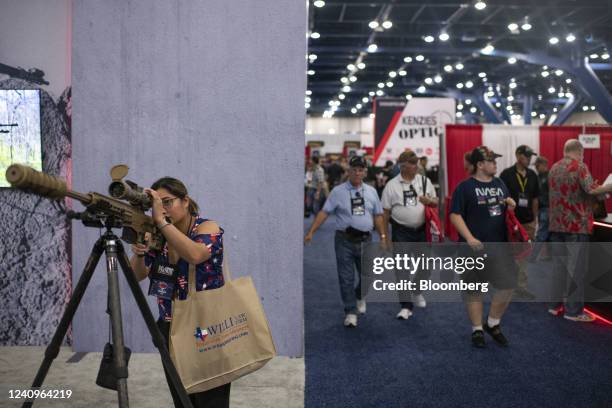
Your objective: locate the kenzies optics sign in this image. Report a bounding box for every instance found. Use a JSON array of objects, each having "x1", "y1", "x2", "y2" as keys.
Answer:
[{"x1": 373, "y1": 97, "x2": 455, "y2": 166}]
